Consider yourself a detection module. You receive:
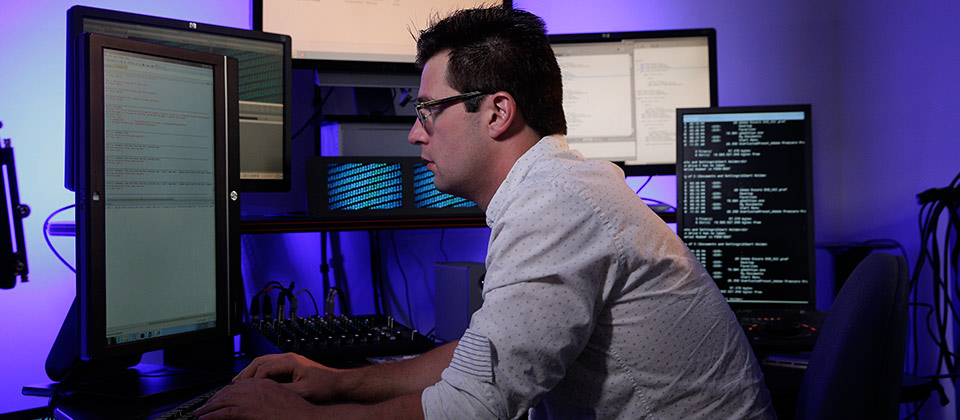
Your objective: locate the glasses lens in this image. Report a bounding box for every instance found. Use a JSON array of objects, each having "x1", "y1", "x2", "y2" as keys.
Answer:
[
  {"x1": 415, "y1": 92, "x2": 482, "y2": 128},
  {"x1": 416, "y1": 106, "x2": 429, "y2": 126}
]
